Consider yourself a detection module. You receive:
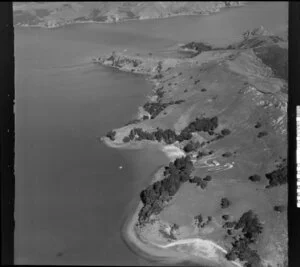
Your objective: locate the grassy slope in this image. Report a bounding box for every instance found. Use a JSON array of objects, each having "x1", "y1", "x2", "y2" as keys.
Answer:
[{"x1": 102, "y1": 29, "x2": 287, "y2": 267}]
